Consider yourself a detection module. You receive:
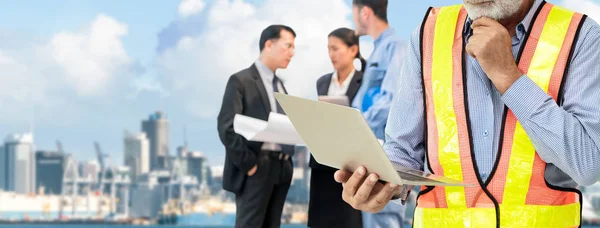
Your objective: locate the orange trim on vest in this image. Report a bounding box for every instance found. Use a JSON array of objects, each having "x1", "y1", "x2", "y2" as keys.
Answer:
[
  {"x1": 525, "y1": 9, "x2": 583, "y2": 206},
  {"x1": 450, "y1": 8, "x2": 483, "y2": 209},
  {"x1": 486, "y1": 3, "x2": 554, "y2": 205},
  {"x1": 421, "y1": 5, "x2": 493, "y2": 209}
]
